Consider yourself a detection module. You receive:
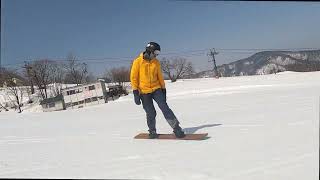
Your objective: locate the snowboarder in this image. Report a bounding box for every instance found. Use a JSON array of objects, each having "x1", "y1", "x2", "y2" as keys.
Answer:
[{"x1": 130, "y1": 42, "x2": 186, "y2": 139}]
